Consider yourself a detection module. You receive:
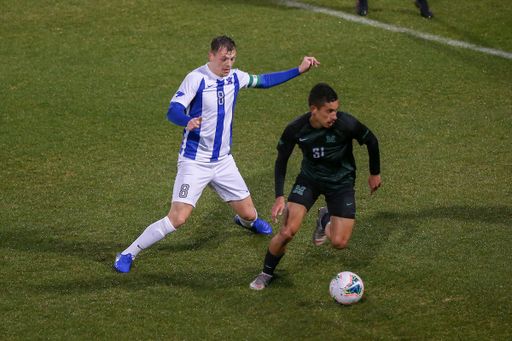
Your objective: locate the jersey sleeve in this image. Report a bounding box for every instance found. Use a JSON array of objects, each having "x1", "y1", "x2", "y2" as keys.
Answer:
[
  {"x1": 167, "y1": 102, "x2": 191, "y2": 126},
  {"x1": 345, "y1": 114, "x2": 381, "y2": 175},
  {"x1": 170, "y1": 71, "x2": 202, "y2": 109},
  {"x1": 237, "y1": 68, "x2": 301, "y2": 89},
  {"x1": 365, "y1": 130, "x2": 380, "y2": 175},
  {"x1": 274, "y1": 123, "x2": 297, "y2": 198},
  {"x1": 349, "y1": 116, "x2": 373, "y2": 146},
  {"x1": 235, "y1": 69, "x2": 252, "y2": 89}
]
